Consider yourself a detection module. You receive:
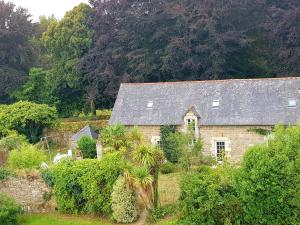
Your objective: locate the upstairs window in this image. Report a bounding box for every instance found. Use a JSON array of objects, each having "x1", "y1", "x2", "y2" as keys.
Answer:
[
  {"x1": 212, "y1": 100, "x2": 220, "y2": 108},
  {"x1": 288, "y1": 99, "x2": 297, "y2": 108},
  {"x1": 186, "y1": 118, "x2": 196, "y2": 132}
]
